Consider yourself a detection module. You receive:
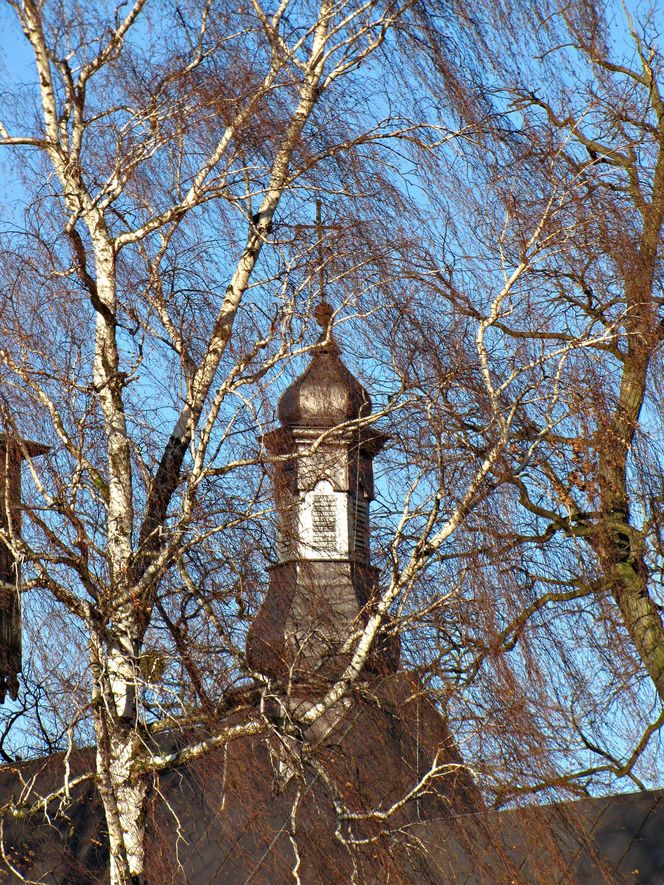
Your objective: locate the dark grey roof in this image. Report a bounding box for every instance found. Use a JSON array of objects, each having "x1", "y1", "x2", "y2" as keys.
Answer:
[
  {"x1": 406, "y1": 788, "x2": 664, "y2": 884},
  {"x1": 0, "y1": 679, "x2": 662, "y2": 884}
]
